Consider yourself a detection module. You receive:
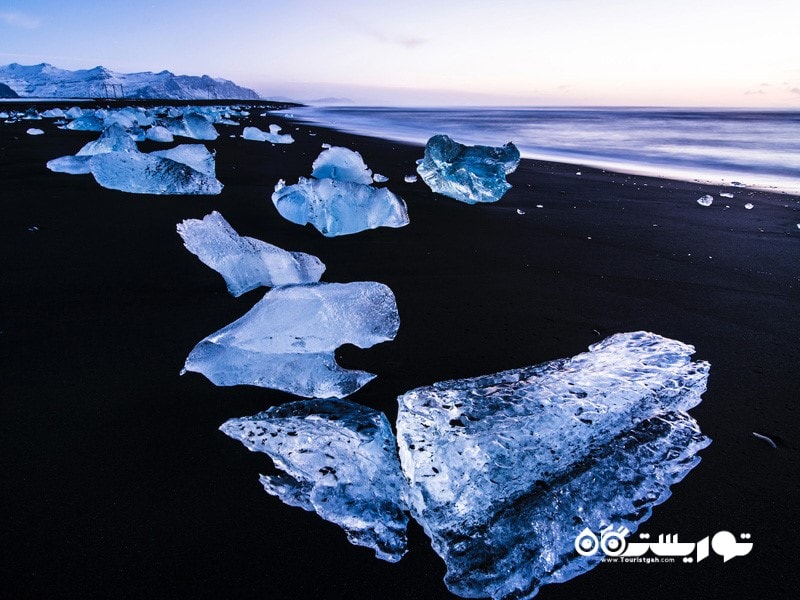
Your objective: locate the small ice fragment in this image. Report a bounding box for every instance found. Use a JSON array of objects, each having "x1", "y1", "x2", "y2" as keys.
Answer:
[
  {"x1": 416, "y1": 134, "x2": 520, "y2": 204},
  {"x1": 66, "y1": 114, "x2": 105, "y2": 131},
  {"x1": 536, "y1": 204, "x2": 544, "y2": 209},
  {"x1": 752, "y1": 432, "x2": 777, "y2": 449},
  {"x1": 731, "y1": 181, "x2": 746, "y2": 188},
  {"x1": 41, "y1": 108, "x2": 66, "y2": 118},
  {"x1": 177, "y1": 211, "x2": 325, "y2": 296},
  {"x1": 26, "y1": 128, "x2": 44, "y2": 135},
  {"x1": 516, "y1": 208, "x2": 525, "y2": 215},
  {"x1": 744, "y1": 203, "x2": 754, "y2": 210},
  {"x1": 404, "y1": 175, "x2": 417, "y2": 183},
  {"x1": 311, "y1": 146, "x2": 373, "y2": 184},
  {"x1": 321, "y1": 143, "x2": 331, "y2": 149},
  {"x1": 373, "y1": 173, "x2": 389, "y2": 183},
  {"x1": 272, "y1": 177, "x2": 409, "y2": 237},
  {"x1": 183, "y1": 281, "x2": 400, "y2": 398},
  {"x1": 576, "y1": 171, "x2": 582, "y2": 175},
  {"x1": 696, "y1": 195, "x2": 713, "y2": 207},
  {"x1": 720, "y1": 192, "x2": 734, "y2": 198}
]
